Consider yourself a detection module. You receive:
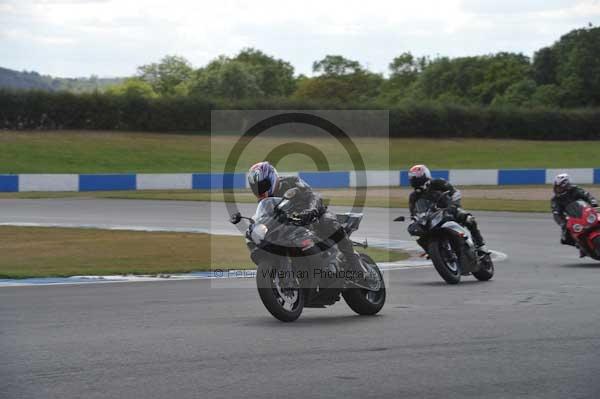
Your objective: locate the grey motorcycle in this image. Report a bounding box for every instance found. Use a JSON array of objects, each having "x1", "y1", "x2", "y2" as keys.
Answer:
[
  {"x1": 230, "y1": 189, "x2": 386, "y2": 322},
  {"x1": 395, "y1": 197, "x2": 494, "y2": 284}
]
